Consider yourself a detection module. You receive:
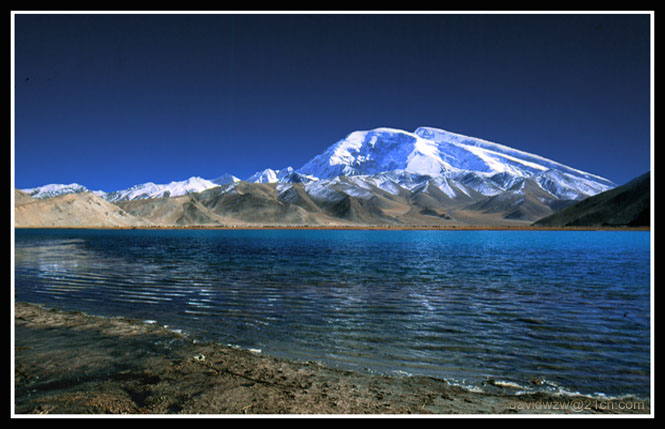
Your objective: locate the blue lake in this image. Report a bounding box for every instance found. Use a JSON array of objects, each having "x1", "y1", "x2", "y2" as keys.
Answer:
[{"x1": 13, "y1": 228, "x2": 651, "y2": 398}]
